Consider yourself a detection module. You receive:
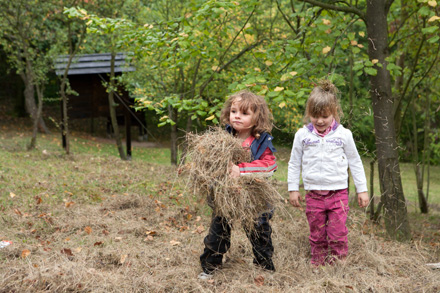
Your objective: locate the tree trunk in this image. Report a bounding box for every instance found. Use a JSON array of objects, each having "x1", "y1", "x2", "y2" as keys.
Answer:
[
  {"x1": 28, "y1": 84, "x2": 44, "y2": 150},
  {"x1": 169, "y1": 106, "x2": 178, "y2": 165},
  {"x1": 410, "y1": 99, "x2": 428, "y2": 213},
  {"x1": 366, "y1": 0, "x2": 411, "y2": 240},
  {"x1": 369, "y1": 159, "x2": 375, "y2": 219},
  {"x1": 108, "y1": 52, "x2": 127, "y2": 160},
  {"x1": 20, "y1": 66, "x2": 49, "y2": 134}
]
